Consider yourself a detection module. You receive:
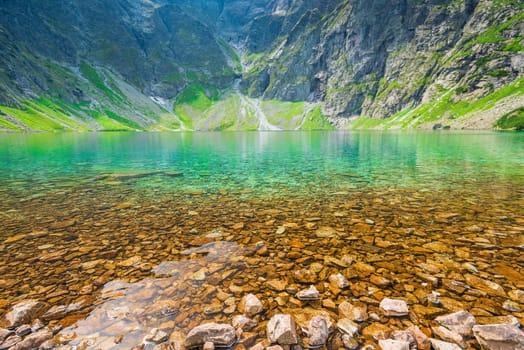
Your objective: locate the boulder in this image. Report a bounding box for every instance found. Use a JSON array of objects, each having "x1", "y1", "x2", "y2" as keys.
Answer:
[
  {"x1": 239, "y1": 294, "x2": 263, "y2": 317},
  {"x1": 435, "y1": 311, "x2": 476, "y2": 337},
  {"x1": 186, "y1": 323, "x2": 236, "y2": 348},
  {"x1": 267, "y1": 314, "x2": 298, "y2": 345},
  {"x1": 308, "y1": 316, "x2": 329, "y2": 347},
  {"x1": 378, "y1": 339, "x2": 410, "y2": 350},
  {"x1": 379, "y1": 298, "x2": 409, "y2": 317},
  {"x1": 390, "y1": 330, "x2": 416, "y2": 350},
  {"x1": 472, "y1": 324, "x2": 524, "y2": 350},
  {"x1": 4, "y1": 300, "x2": 46, "y2": 328}
]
